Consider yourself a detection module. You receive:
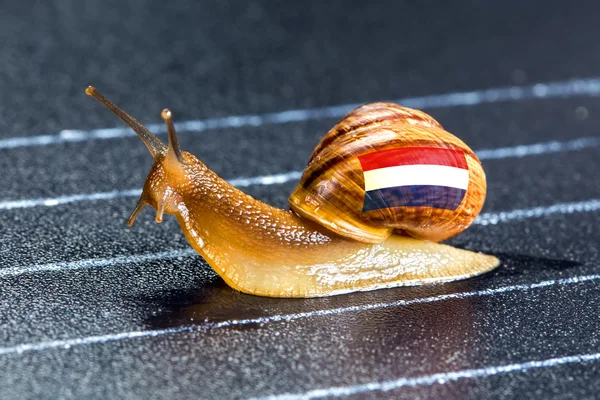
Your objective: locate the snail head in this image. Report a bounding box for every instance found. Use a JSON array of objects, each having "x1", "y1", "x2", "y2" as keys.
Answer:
[{"x1": 85, "y1": 86, "x2": 204, "y2": 225}]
